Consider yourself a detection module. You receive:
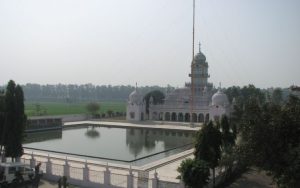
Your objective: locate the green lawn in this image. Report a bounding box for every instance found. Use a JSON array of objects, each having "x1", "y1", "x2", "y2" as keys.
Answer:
[{"x1": 25, "y1": 101, "x2": 126, "y2": 117}]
